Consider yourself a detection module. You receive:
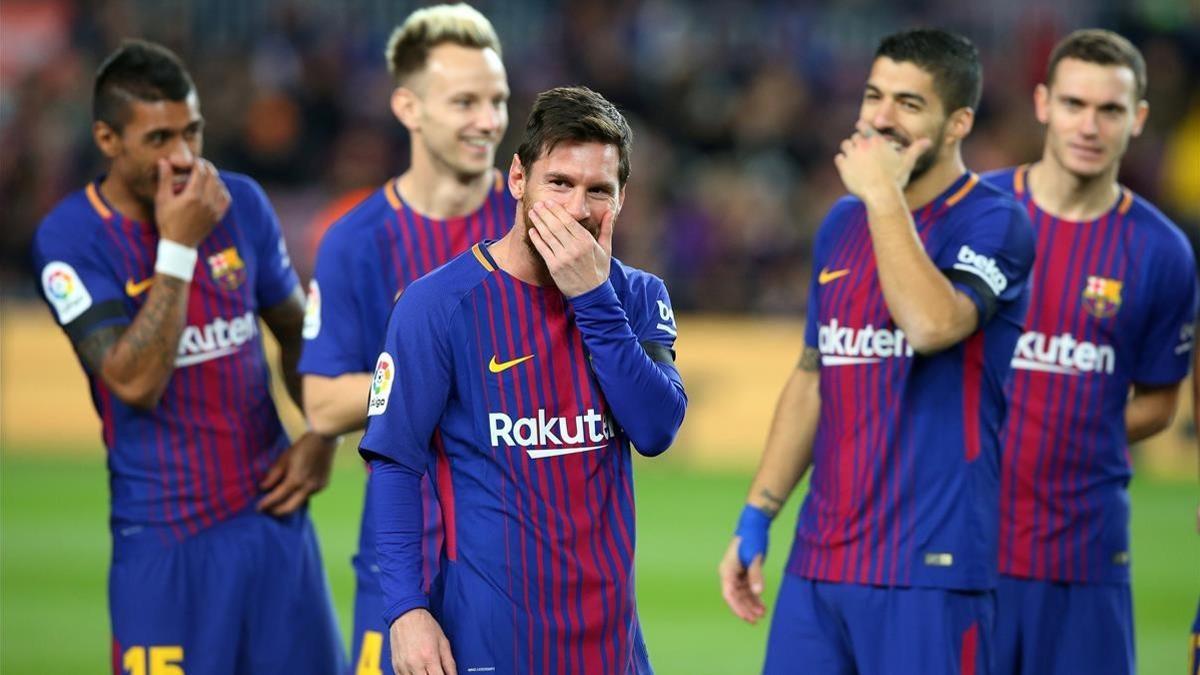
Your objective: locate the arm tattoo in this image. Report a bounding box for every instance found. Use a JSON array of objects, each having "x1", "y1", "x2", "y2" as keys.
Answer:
[
  {"x1": 76, "y1": 325, "x2": 124, "y2": 374},
  {"x1": 121, "y1": 275, "x2": 188, "y2": 372},
  {"x1": 758, "y1": 488, "x2": 785, "y2": 517},
  {"x1": 797, "y1": 346, "x2": 821, "y2": 372}
]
